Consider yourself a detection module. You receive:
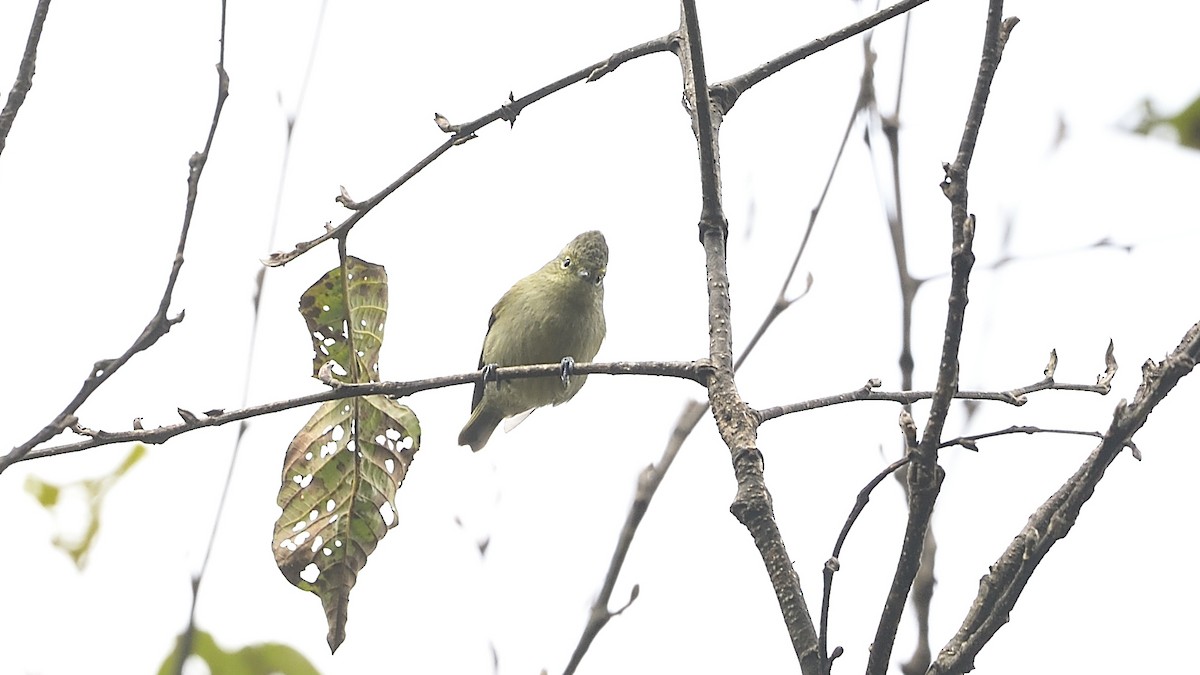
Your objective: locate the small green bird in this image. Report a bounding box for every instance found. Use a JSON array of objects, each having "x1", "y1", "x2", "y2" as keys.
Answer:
[{"x1": 458, "y1": 230, "x2": 608, "y2": 452}]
